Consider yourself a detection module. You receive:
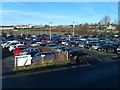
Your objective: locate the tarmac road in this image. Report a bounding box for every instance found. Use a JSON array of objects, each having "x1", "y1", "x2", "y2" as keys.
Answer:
[{"x1": 2, "y1": 61, "x2": 119, "y2": 88}]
